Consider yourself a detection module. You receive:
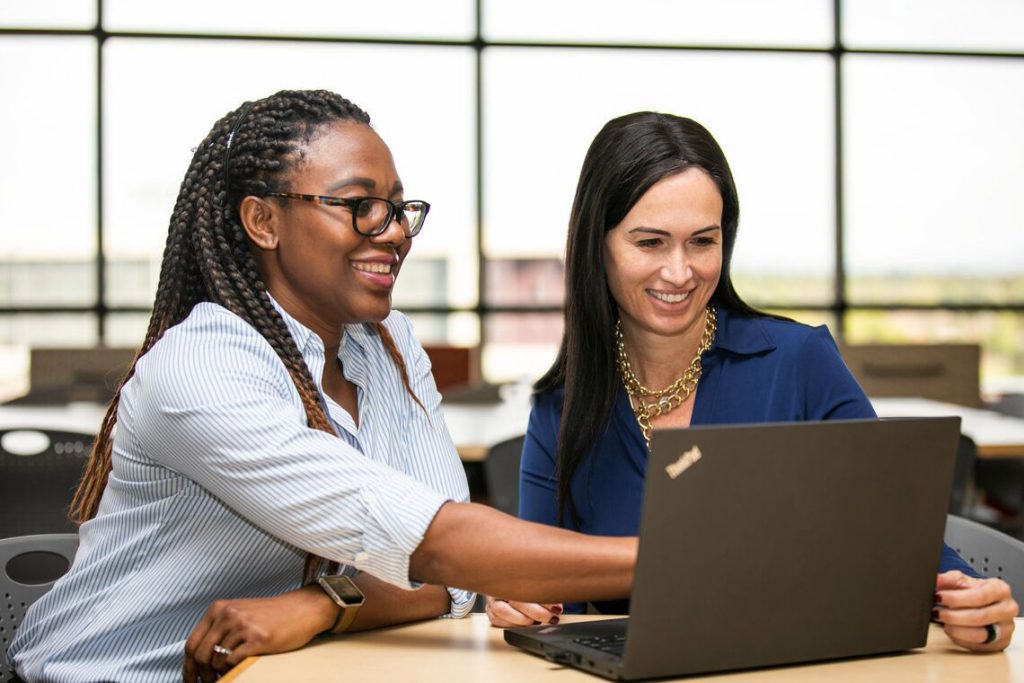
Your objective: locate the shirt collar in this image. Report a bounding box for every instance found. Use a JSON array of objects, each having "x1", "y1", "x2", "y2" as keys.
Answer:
[
  {"x1": 266, "y1": 293, "x2": 371, "y2": 363},
  {"x1": 708, "y1": 304, "x2": 777, "y2": 356}
]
